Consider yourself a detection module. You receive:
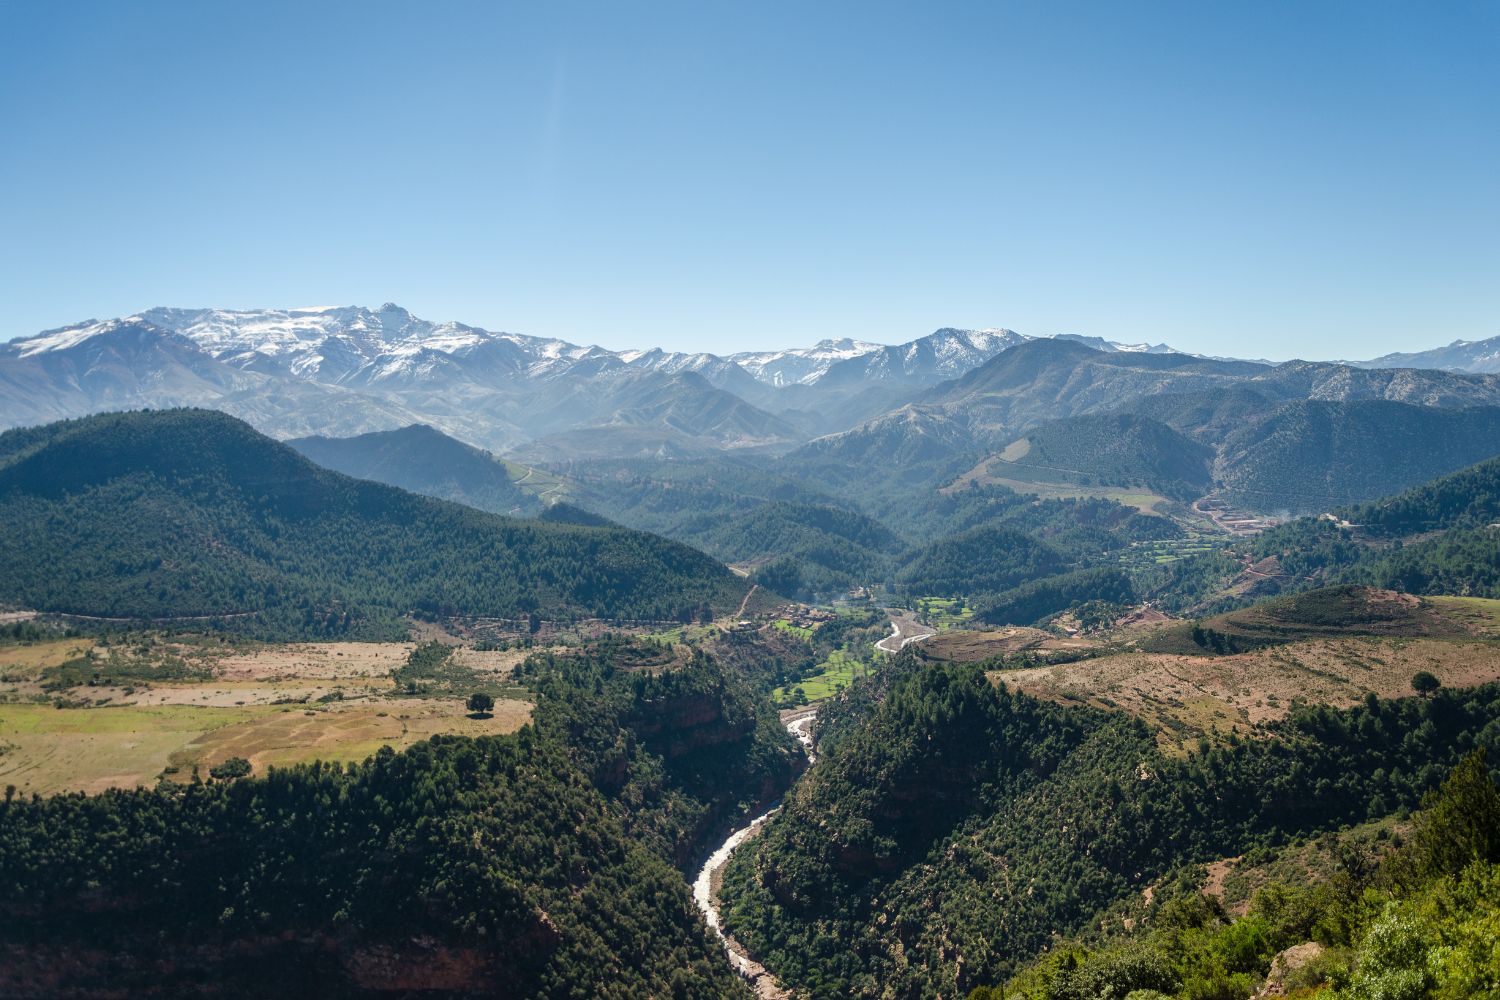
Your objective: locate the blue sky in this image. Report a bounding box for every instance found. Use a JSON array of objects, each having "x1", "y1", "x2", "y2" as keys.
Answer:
[{"x1": 1, "y1": 1, "x2": 1495, "y2": 359}]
